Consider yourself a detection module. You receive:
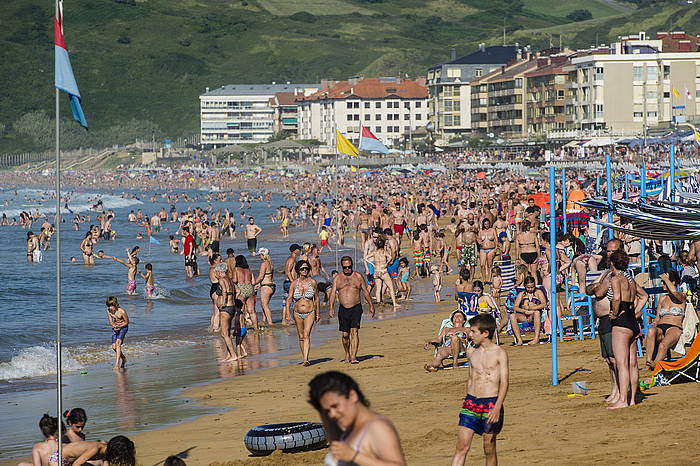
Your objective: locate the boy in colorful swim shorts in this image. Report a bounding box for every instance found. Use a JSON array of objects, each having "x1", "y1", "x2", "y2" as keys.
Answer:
[
  {"x1": 106, "y1": 296, "x2": 129, "y2": 370},
  {"x1": 452, "y1": 313, "x2": 509, "y2": 466}
]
